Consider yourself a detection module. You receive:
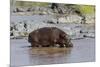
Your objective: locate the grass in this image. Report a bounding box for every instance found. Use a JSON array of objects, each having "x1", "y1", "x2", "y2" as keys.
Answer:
[
  {"x1": 77, "y1": 5, "x2": 95, "y2": 15},
  {"x1": 65, "y1": 4, "x2": 95, "y2": 15}
]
